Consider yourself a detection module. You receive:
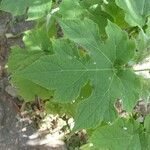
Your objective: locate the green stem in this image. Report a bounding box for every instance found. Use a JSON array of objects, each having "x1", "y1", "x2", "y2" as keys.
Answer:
[{"x1": 134, "y1": 68, "x2": 150, "y2": 72}]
